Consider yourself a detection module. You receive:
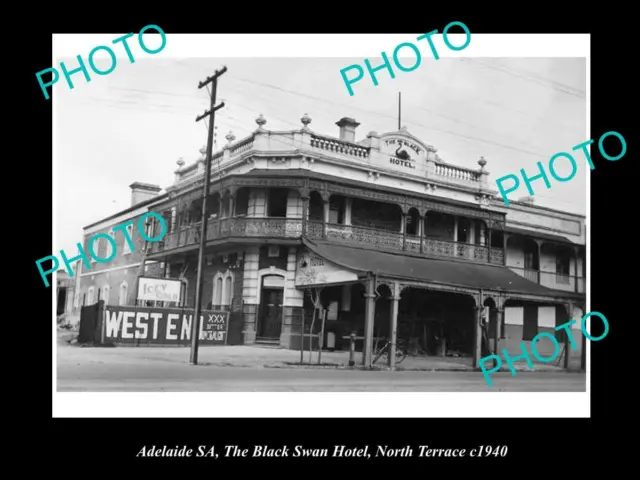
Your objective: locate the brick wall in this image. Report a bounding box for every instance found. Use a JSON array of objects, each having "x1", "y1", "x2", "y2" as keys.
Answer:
[
  {"x1": 78, "y1": 262, "x2": 164, "y2": 307},
  {"x1": 168, "y1": 253, "x2": 244, "y2": 311},
  {"x1": 77, "y1": 210, "x2": 166, "y2": 307},
  {"x1": 501, "y1": 324, "x2": 583, "y2": 370}
]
